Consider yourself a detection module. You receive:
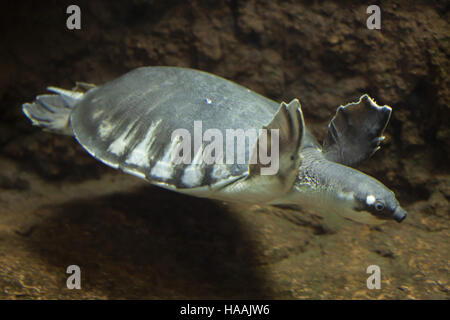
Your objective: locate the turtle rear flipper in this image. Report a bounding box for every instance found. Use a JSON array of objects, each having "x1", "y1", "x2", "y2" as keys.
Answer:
[
  {"x1": 22, "y1": 86, "x2": 90, "y2": 136},
  {"x1": 322, "y1": 94, "x2": 392, "y2": 167}
]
